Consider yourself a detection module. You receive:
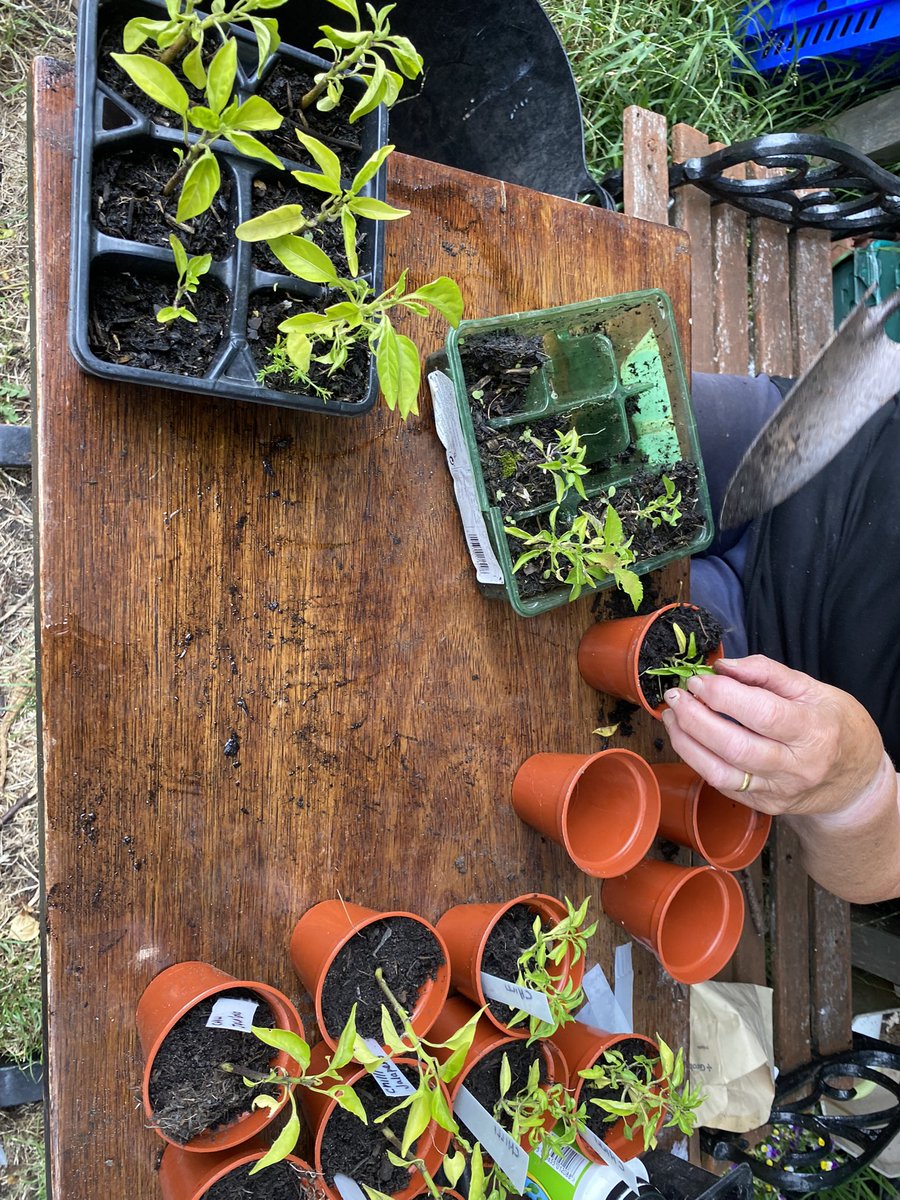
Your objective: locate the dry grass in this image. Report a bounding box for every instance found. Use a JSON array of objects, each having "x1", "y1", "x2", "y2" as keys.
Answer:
[{"x1": 0, "y1": 4, "x2": 76, "y2": 1198}]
